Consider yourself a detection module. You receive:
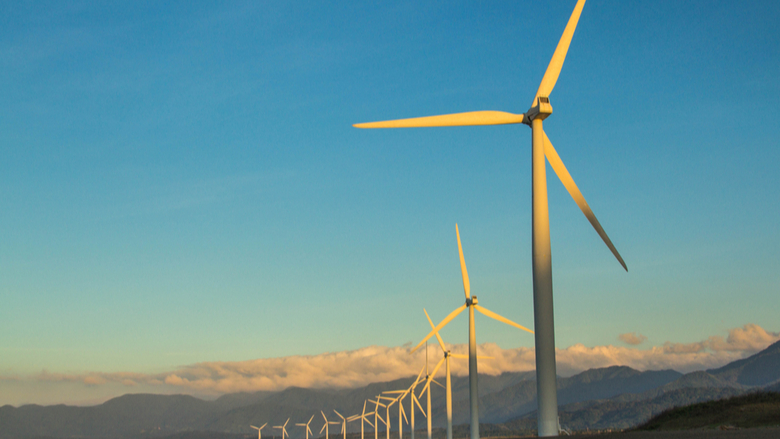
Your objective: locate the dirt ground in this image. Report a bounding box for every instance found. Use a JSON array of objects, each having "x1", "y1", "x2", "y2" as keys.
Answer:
[{"x1": 565, "y1": 426, "x2": 780, "y2": 438}]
